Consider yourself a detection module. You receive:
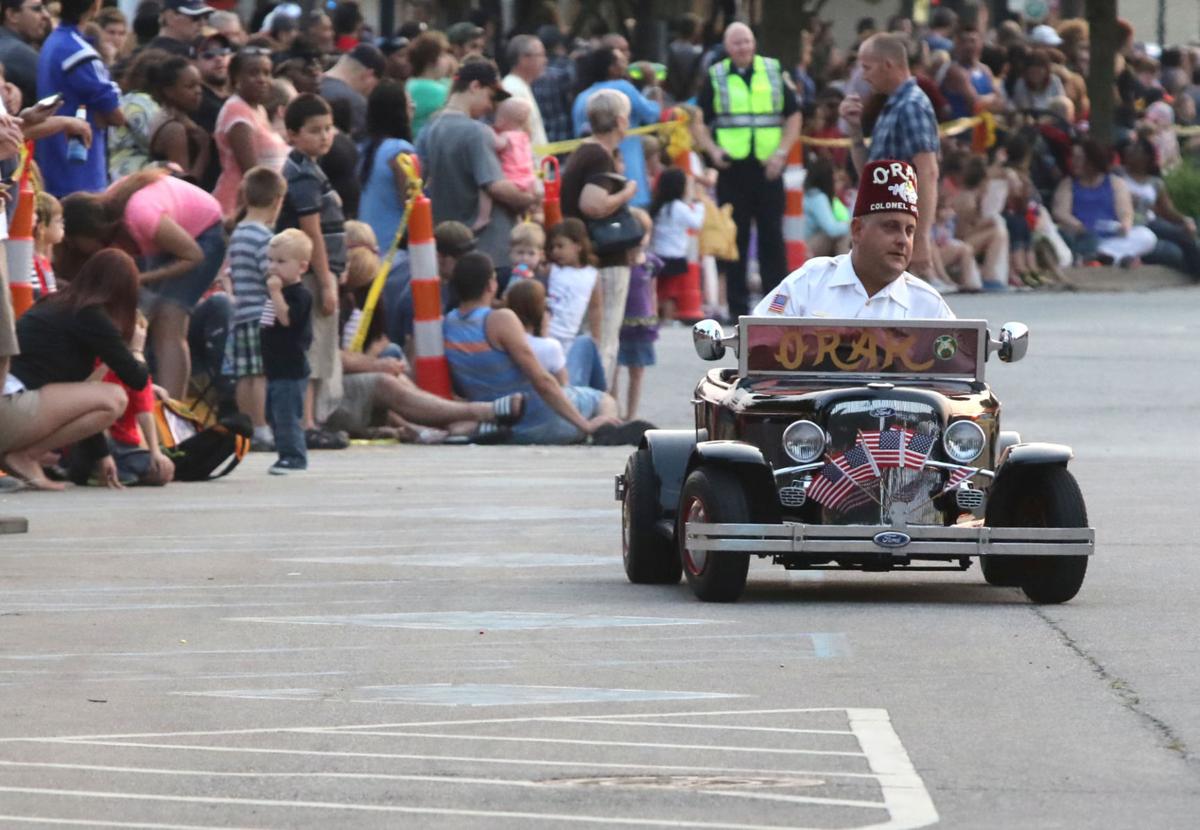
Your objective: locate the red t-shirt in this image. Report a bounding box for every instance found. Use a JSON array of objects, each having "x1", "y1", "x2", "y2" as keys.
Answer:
[{"x1": 103, "y1": 367, "x2": 155, "y2": 446}]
